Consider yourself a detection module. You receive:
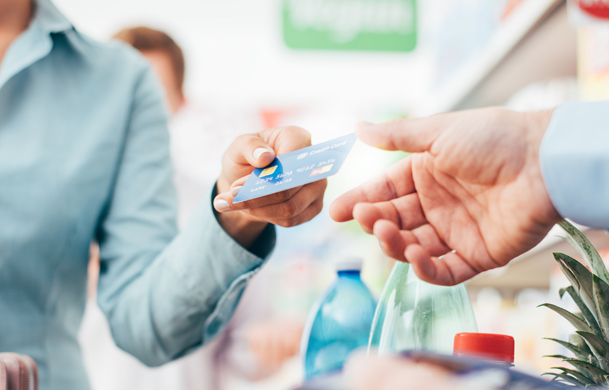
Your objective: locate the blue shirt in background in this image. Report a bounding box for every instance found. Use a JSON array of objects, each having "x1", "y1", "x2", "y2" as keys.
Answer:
[{"x1": 0, "y1": 1, "x2": 275, "y2": 389}]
